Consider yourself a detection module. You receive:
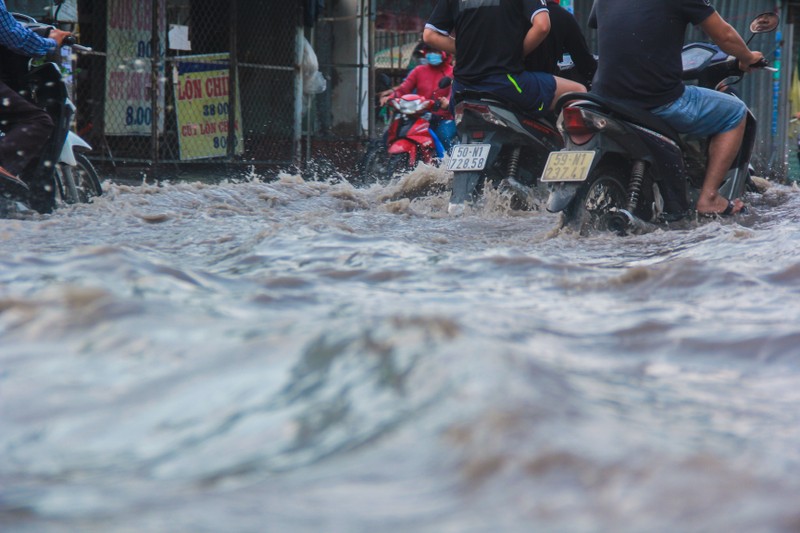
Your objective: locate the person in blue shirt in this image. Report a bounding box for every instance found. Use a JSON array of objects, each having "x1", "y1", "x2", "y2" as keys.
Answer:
[{"x1": 0, "y1": 0, "x2": 70, "y2": 190}]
